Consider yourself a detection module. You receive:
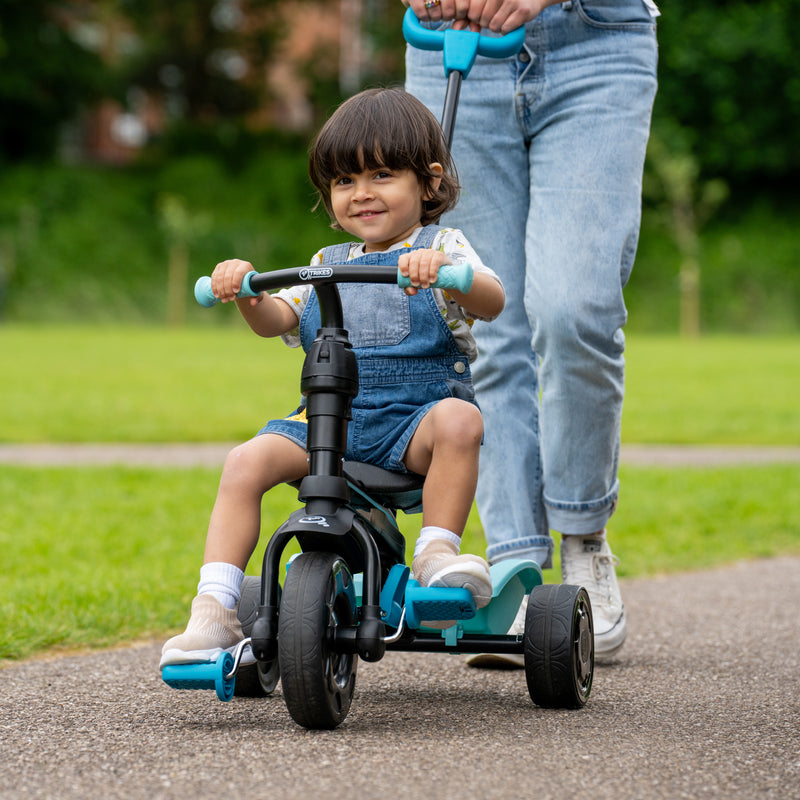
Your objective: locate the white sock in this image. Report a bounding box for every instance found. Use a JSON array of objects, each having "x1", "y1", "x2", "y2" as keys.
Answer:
[
  {"x1": 413, "y1": 526, "x2": 461, "y2": 560},
  {"x1": 198, "y1": 562, "x2": 244, "y2": 610}
]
